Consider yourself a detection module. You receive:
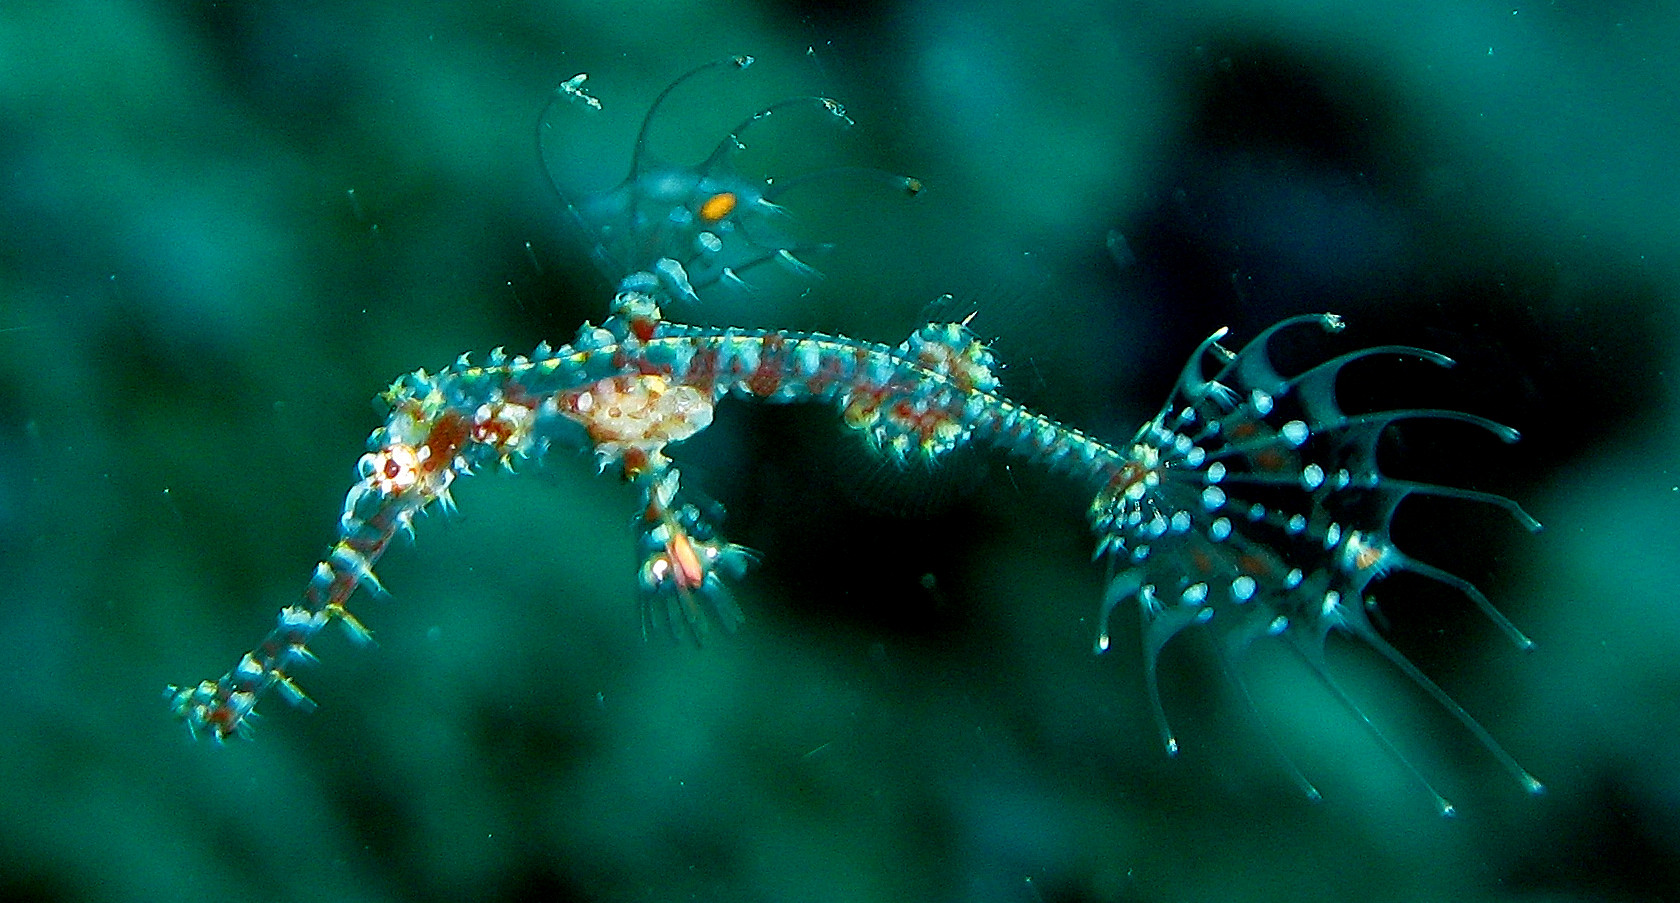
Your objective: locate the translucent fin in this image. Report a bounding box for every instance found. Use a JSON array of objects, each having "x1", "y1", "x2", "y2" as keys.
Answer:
[
  {"x1": 632, "y1": 463, "x2": 756, "y2": 646},
  {"x1": 1343, "y1": 618, "x2": 1545, "y2": 795},
  {"x1": 1212, "y1": 640, "x2": 1323, "y2": 802},
  {"x1": 1087, "y1": 313, "x2": 1539, "y2": 806},
  {"x1": 542, "y1": 56, "x2": 920, "y2": 307},
  {"x1": 698, "y1": 95, "x2": 854, "y2": 175},
  {"x1": 1287, "y1": 633, "x2": 1459, "y2": 817},
  {"x1": 1396, "y1": 556, "x2": 1535, "y2": 650},
  {"x1": 1140, "y1": 601, "x2": 1210, "y2": 757},
  {"x1": 764, "y1": 166, "x2": 925, "y2": 204}
]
